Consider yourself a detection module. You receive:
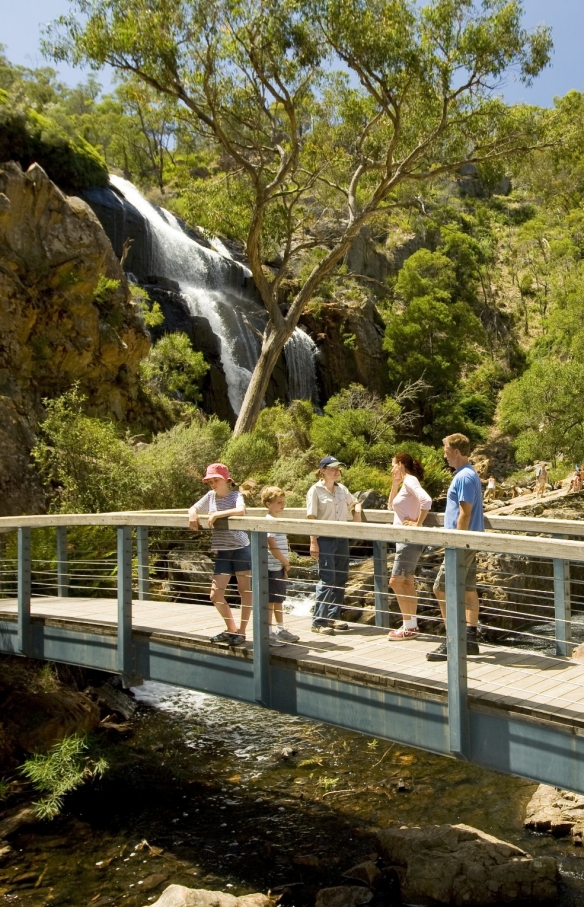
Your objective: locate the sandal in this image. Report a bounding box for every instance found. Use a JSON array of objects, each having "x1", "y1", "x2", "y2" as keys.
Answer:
[
  {"x1": 228, "y1": 633, "x2": 246, "y2": 646},
  {"x1": 211, "y1": 631, "x2": 233, "y2": 643}
]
